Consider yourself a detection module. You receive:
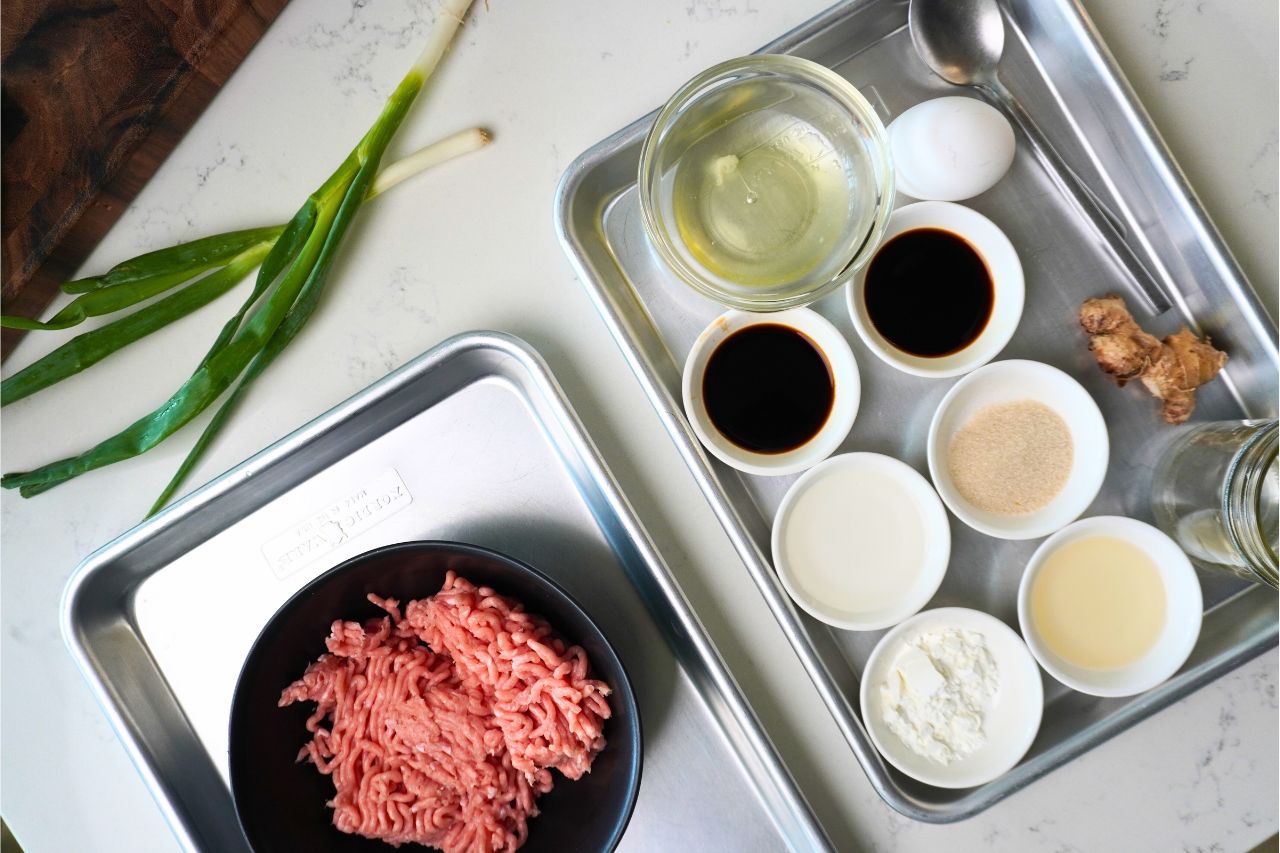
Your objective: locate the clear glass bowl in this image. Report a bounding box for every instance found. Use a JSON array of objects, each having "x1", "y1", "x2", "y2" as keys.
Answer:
[{"x1": 638, "y1": 55, "x2": 894, "y2": 312}]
